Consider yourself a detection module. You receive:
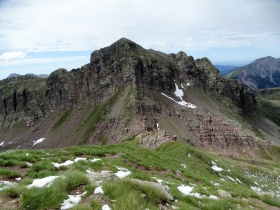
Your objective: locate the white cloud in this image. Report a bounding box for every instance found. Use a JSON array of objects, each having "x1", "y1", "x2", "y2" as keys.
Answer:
[
  {"x1": 0, "y1": 0, "x2": 279, "y2": 53},
  {"x1": 0, "y1": 56, "x2": 88, "y2": 66},
  {"x1": 0, "y1": 51, "x2": 26, "y2": 61}
]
